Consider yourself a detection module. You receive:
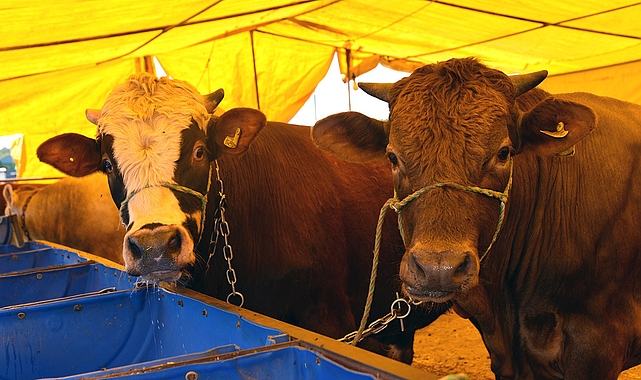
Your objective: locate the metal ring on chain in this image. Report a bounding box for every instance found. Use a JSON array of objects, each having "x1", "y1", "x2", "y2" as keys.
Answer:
[
  {"x1": 390, "y1": 297, "x2": 412, "y2": 320},
  {"x1": 226, "y1": 292, "x2": 244, "y2": 307}
]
